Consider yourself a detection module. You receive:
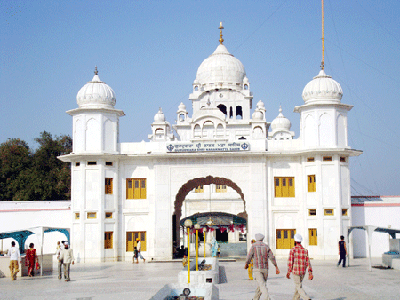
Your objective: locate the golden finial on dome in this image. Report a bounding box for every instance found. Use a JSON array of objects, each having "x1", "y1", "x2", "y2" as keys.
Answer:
[
  {"x1": 219, "y1": 21, "x2": 224, "y2": 45},
  {"x1": 320, "y1": 0, "x2": 325, "y2": 70},
  {"x1": 94, "y1": 66, "x2": 99, "y2": 75}
]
